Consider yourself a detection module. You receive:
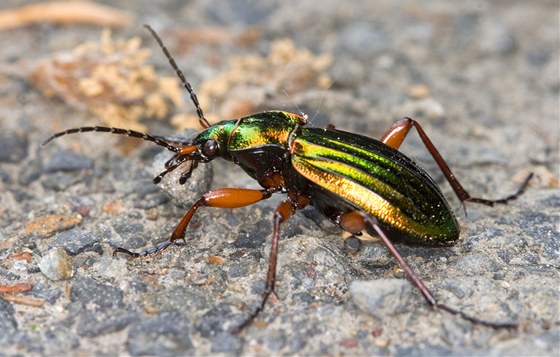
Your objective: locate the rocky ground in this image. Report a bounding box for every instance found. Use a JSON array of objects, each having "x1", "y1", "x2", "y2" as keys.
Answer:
[{"x1": 0, "y1": 0, "x2": 558, "y2": 356}]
